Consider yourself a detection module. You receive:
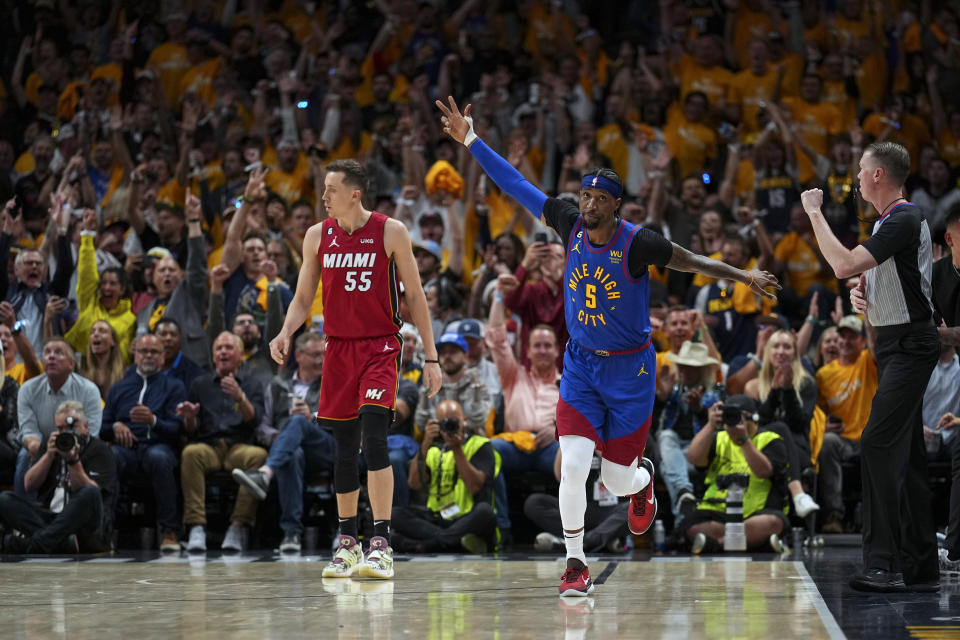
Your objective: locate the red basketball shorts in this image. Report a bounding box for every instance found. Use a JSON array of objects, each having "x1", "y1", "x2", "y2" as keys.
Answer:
[{"x1": 316, "y1": 334, "x2": 402, "y2": 421}]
